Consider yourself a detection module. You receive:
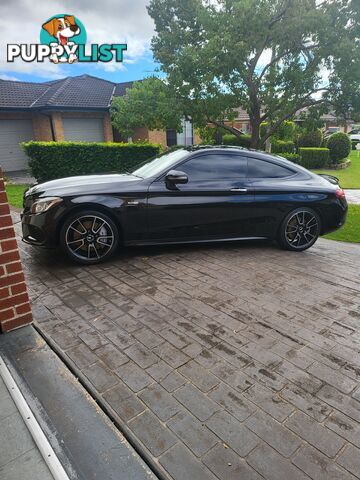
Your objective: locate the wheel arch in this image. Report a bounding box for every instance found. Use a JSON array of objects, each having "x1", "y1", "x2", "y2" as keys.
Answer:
[
  {"x1": 55, "y1": 203, "x2": 124, "y2": 246},
  {"x1": 276, "y1": 205, "x2": 324, "y2": 237}
]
